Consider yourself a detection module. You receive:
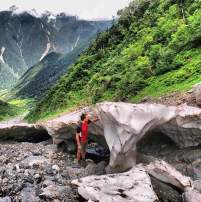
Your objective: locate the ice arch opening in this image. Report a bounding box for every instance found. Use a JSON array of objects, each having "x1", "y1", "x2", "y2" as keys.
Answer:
[{"x1": 136, "y1": 128, "x2": 178, "y2": 164}]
